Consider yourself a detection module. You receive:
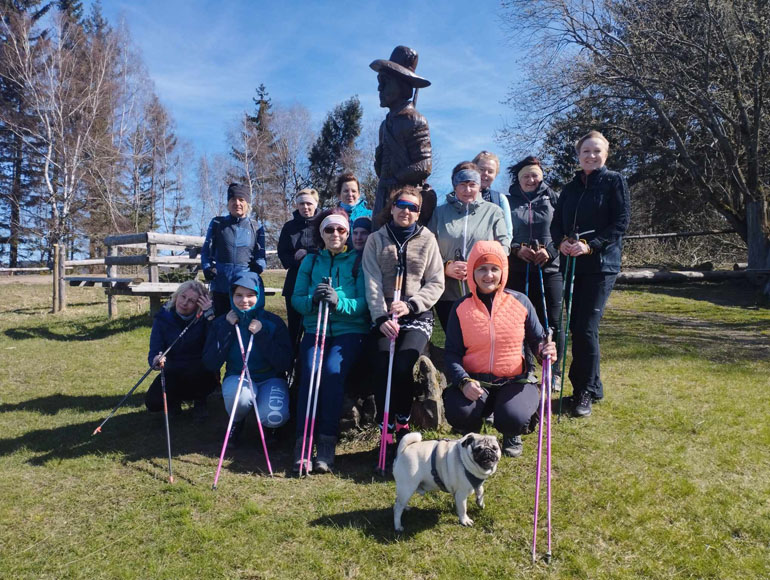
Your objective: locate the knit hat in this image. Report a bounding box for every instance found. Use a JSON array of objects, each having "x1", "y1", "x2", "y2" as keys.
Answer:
[
  {"x1": 227, "y1": 183, "x2": 250, "y2": 201},
  {"x1": 352, "y1": 217, "x2": 372, "y2": 232}
]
